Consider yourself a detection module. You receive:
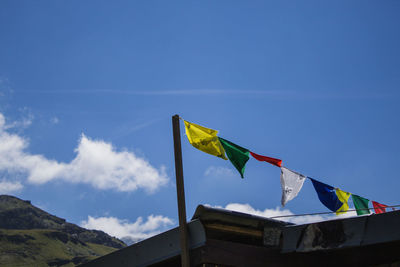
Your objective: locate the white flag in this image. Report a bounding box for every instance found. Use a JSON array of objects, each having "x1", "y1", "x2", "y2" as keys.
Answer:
[{"x1": 280, "y1": 167, "x2": 306, "y2": 207}]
